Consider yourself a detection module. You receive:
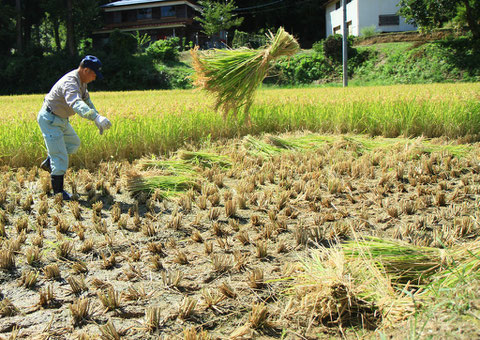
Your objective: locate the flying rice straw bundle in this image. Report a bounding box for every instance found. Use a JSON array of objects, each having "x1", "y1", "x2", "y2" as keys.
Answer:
[{"x1": 190, "y1": 27, "x2": 300, "y2": 122}]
